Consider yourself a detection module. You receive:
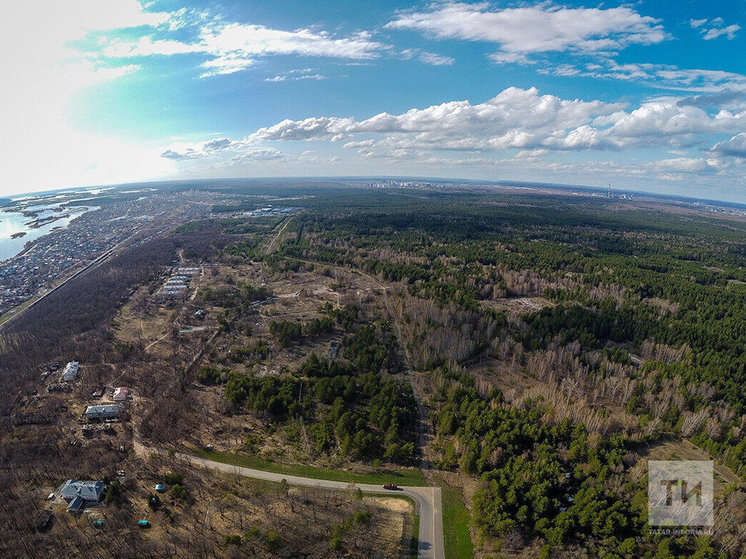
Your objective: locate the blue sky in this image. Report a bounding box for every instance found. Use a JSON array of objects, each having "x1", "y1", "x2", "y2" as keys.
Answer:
[{"x1": 2, "y1": 1, "x2": 746, "y2": 201}]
